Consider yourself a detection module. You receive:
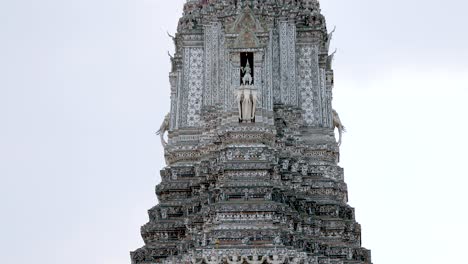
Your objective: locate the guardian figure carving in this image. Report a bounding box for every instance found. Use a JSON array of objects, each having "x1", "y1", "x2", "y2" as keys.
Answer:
[
  {"x1": 156, "y1": 113, "x2": 170, "y2": 147},
  {"x1": 241, "y1": 60, "x2": 253, "y2": 85},
  {"x1": 333, "y1": 109, "x2": 346, "y2": 147}
]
